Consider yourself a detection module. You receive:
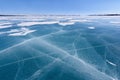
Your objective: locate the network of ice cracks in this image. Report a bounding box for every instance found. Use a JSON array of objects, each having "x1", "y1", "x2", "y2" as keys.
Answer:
[{"x1": 0, "y1": 15, "x2": 120, "y2": 80}]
